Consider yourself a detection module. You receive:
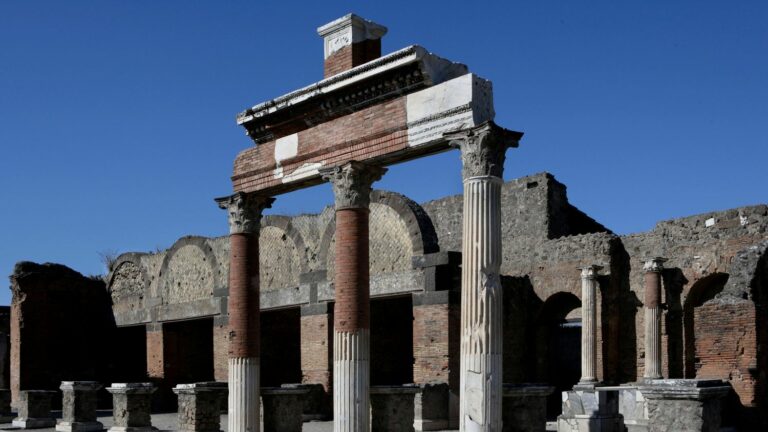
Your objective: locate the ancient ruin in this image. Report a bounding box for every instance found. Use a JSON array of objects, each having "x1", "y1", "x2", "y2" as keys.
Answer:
[{"x1": 5, "y1": 12, "x2": 768, "y2": 432}]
